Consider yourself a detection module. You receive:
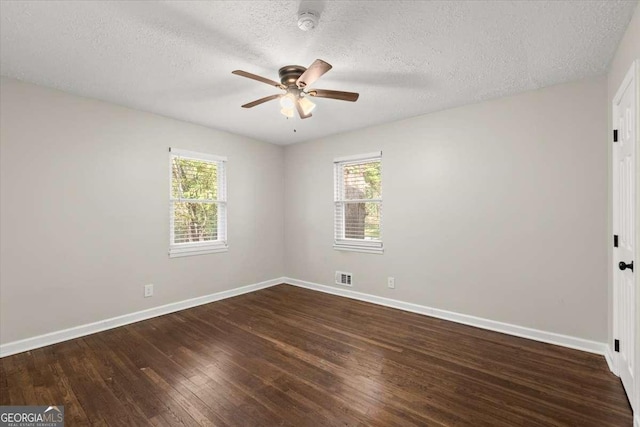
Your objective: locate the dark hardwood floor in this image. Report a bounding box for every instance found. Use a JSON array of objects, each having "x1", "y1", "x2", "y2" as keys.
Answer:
[{"x1": 0, "y1": 284, "x2": 632, "y2": 426}]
